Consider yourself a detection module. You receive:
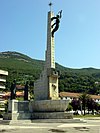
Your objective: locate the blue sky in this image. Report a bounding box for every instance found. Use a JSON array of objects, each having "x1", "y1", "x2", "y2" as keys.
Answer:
[{"x1": 0, "y1": 0, "x2": 100, "y2": 69}]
